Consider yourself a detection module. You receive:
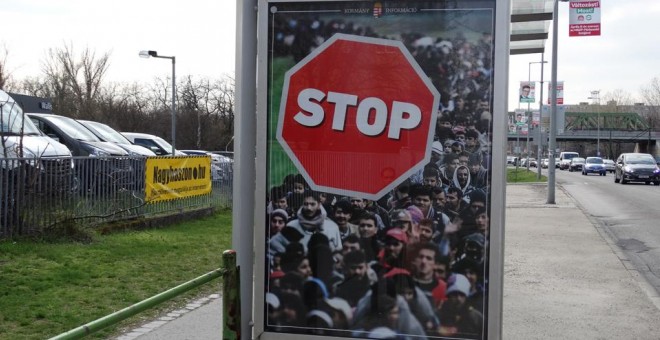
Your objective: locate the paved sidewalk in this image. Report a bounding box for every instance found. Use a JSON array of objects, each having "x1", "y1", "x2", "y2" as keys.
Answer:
[{"x1": 116, "y1": 184, "x2": 660, "y2": 340}]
